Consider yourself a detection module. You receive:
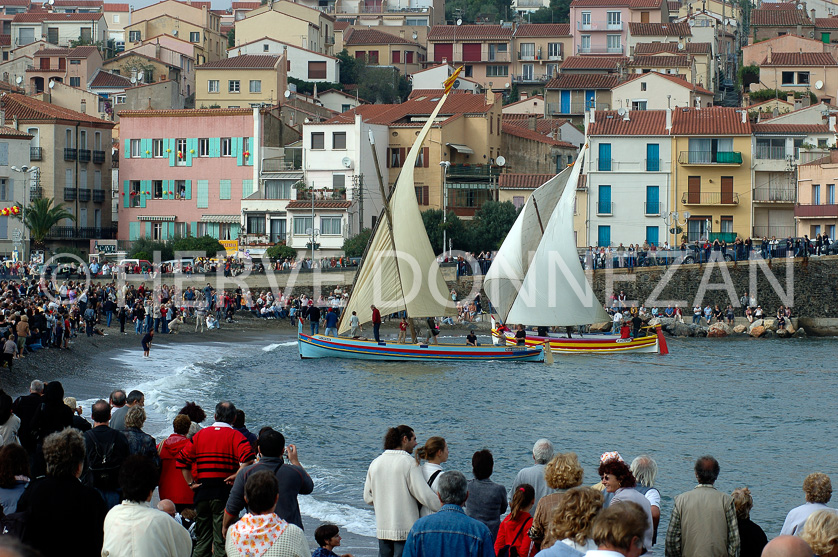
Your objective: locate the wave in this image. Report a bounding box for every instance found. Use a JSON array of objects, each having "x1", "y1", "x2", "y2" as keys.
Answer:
[
  {"x1": 298, "y1": 495, "x2": 377, "y2": 538},
  {"x1": 263, "y1": 341, "x2": 297, "y2": 352}
]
